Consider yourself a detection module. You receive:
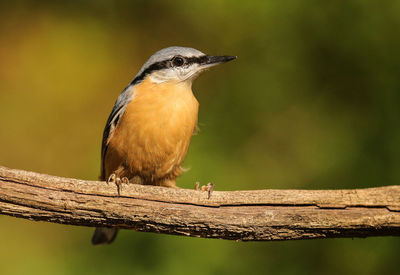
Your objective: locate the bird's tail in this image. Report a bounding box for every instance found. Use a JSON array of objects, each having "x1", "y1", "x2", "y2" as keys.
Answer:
[{"x1": 91, "y1": 227, "x2": 119, "y2": 245}]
